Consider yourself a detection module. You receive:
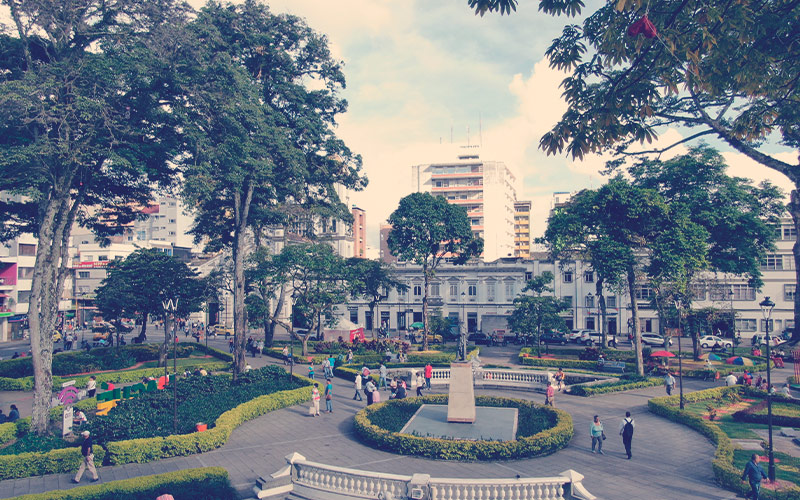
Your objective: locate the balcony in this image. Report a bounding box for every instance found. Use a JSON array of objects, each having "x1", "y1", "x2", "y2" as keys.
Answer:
[{"x1": 432, "y1": 185, "x2": 483, "y2": 192}]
